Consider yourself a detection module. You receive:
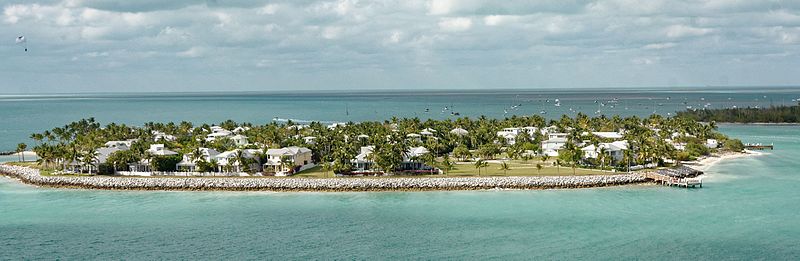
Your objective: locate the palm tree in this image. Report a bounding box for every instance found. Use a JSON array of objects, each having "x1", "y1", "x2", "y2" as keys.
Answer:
[
  {"x1": 540, "y1": 154, "x2": 550, "y2": 164},
  {"x1": 280, "y1": 155, "x2": 295, "y2": 175},
  {"x1": 439, "y1": 156, "x2": 455, "y2": 176},
  {"x1": 474, "y1": 159, "x2": 488, "y2": 176},
  {"x1": 16, "y1": 143, "x2": 27, "y2": 162},
  {"x1": 321, "y1": 162, "x2": 333, "y2": 178},
  {"x1": 233, "y1": 150, "x2": 247, "y2": 173},
  {"x1": 555, "y1": 159, "x2": 562, "y2": 174},
  {"x1": 498, "y1": 161, "x2": 511, "y2": 175},
  {"x1": 81, "y1": 149, "x2": 99, "y2": 174},
  {"x1": 536, "y1": 163, "x2": 543, "y2": 175}
]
